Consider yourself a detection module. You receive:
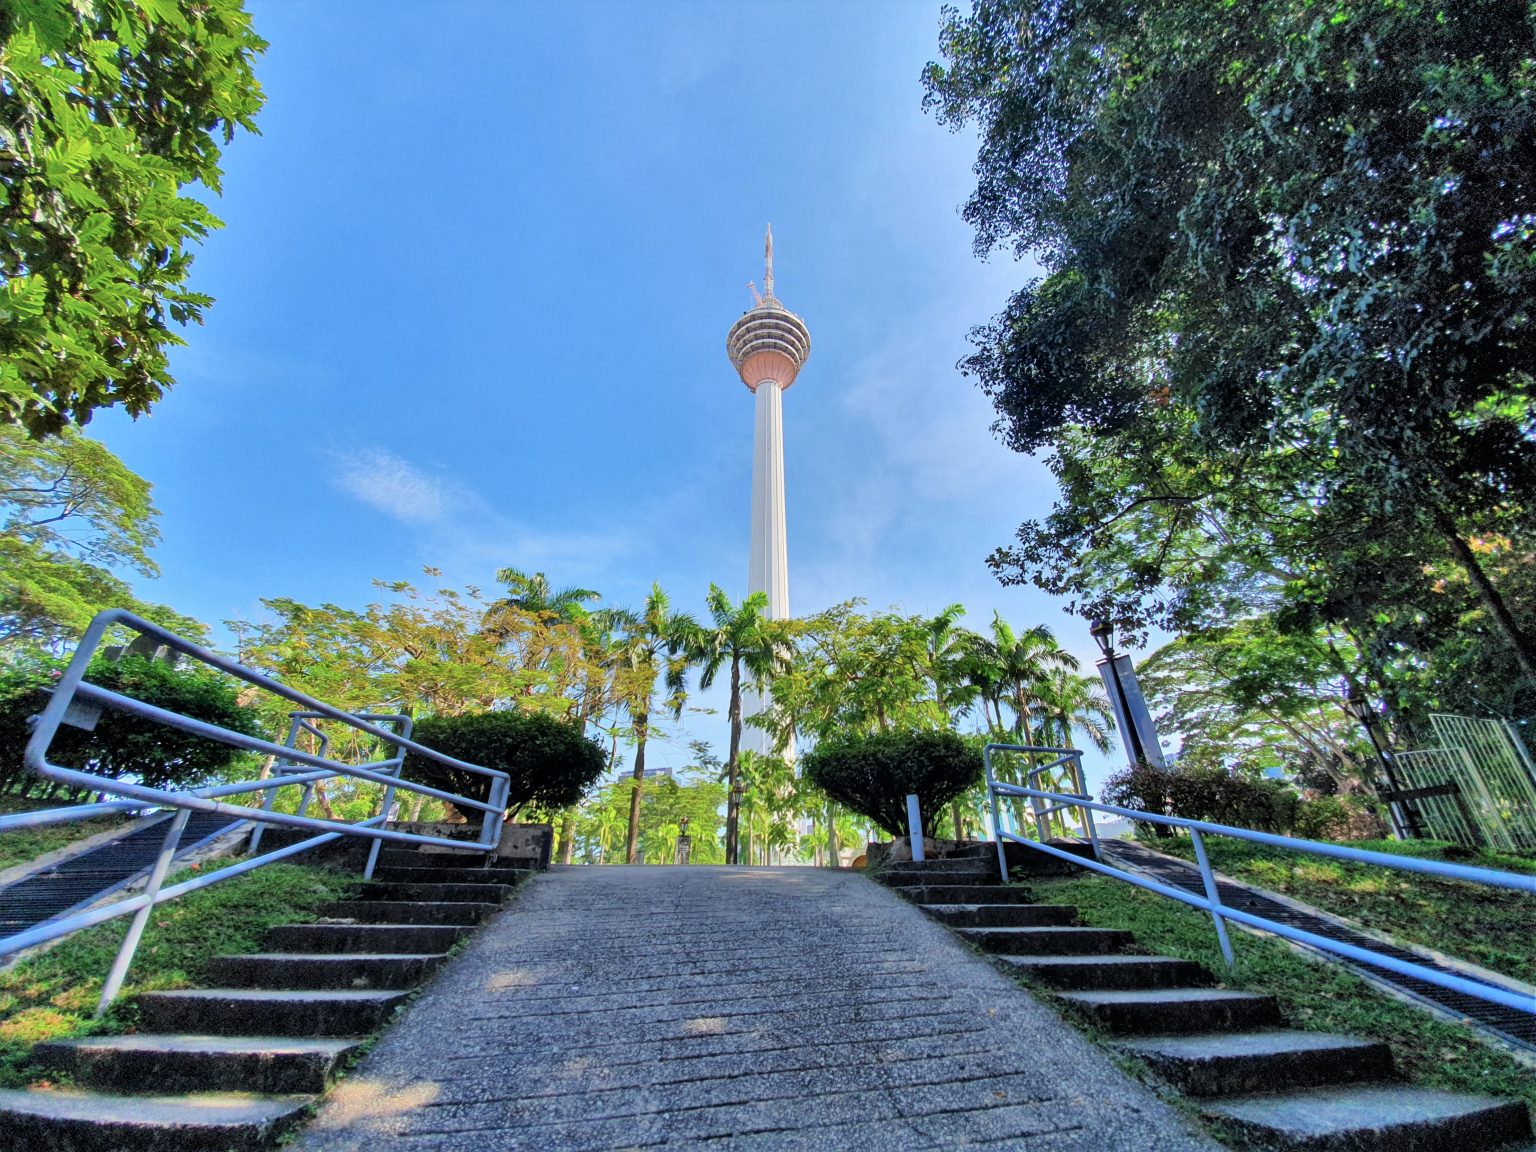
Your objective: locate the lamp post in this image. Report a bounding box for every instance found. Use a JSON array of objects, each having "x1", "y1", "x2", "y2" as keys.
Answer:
[
  {"x1": 1341, "y1": 680, "x2": 1416, "y2": 840},
  {"x1": 1090, "y1": 619, "x2": 1149, "y2": 768}
]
